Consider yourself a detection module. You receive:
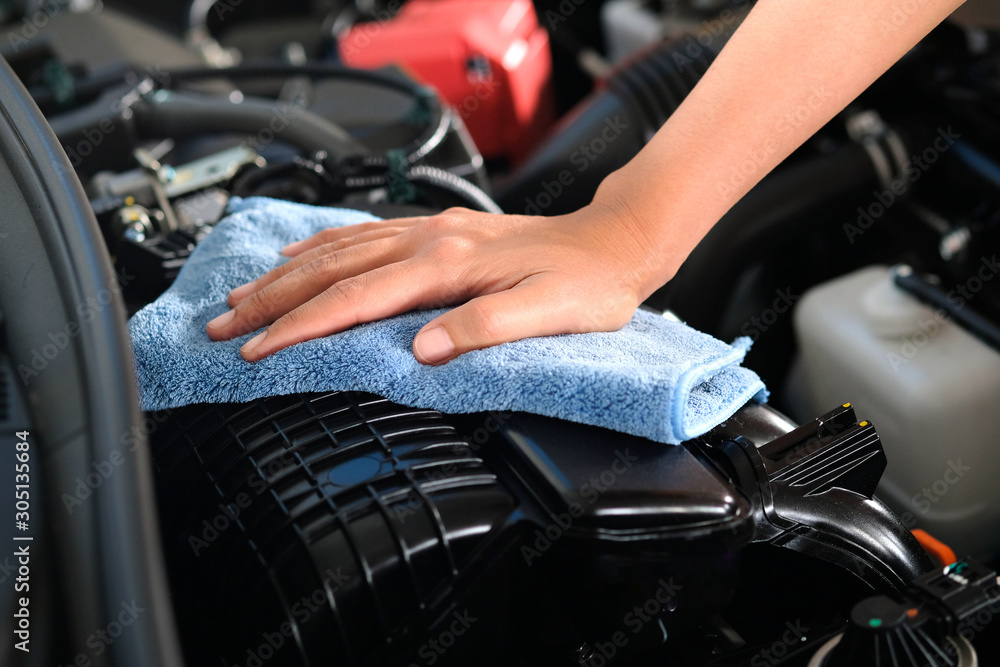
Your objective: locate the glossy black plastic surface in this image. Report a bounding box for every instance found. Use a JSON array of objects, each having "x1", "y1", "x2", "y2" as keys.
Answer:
[
  {"x1": 154, "y1": 392, "x2": 520, "y2": 666},
  {"x1": 705, "y1": 404, "x2": 934, "y2": 593},
  {"x1": 494, "y1": 412, "x2": 749, "y2": 533},
  {"x1": 153, "y1": 391, "x2": 934, "y2": 666}
]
